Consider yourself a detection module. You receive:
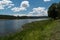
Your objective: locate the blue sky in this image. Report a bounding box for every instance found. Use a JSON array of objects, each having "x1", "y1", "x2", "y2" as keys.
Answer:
[{"x1": 0, "y1": 0, "x2": 60, "y2": 16}]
